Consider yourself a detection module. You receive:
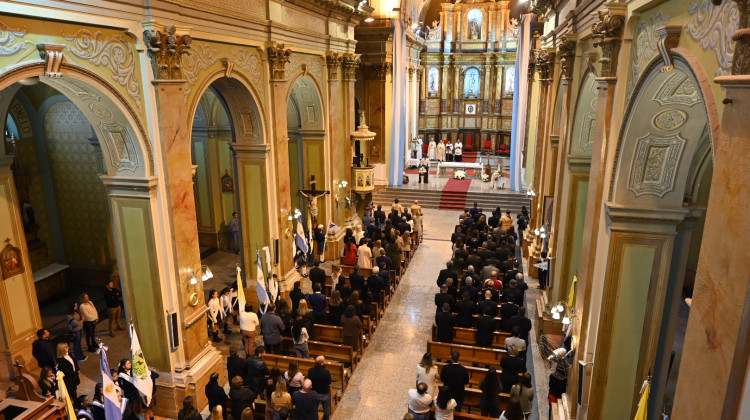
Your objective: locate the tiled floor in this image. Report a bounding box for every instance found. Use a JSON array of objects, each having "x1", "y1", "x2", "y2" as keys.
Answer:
[{"x1": 333, "y1": 207, "x2": 461, "y2": 419}]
